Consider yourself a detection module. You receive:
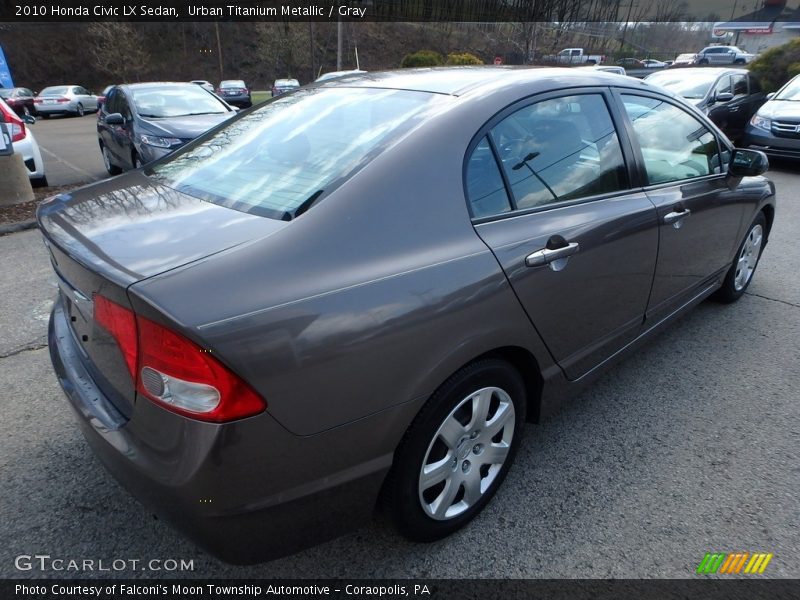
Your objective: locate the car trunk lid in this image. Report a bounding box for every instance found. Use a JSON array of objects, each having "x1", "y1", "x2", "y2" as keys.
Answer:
[{"x1": 38, "y1": 174, "x2": 287, "y2": 417}]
